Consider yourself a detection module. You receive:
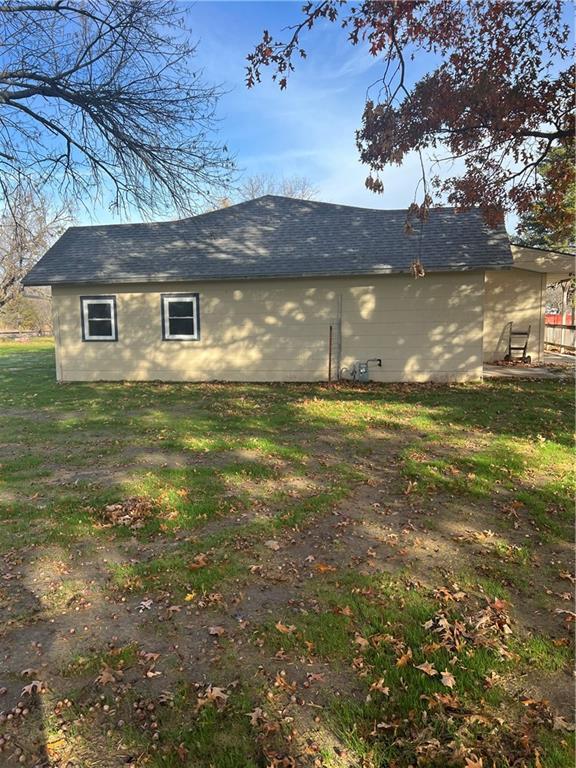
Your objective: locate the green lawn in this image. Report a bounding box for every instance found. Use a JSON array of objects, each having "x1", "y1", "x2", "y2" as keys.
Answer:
[{"x1": 0, "y1": 338, "x2": 574, "y2": 768}]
